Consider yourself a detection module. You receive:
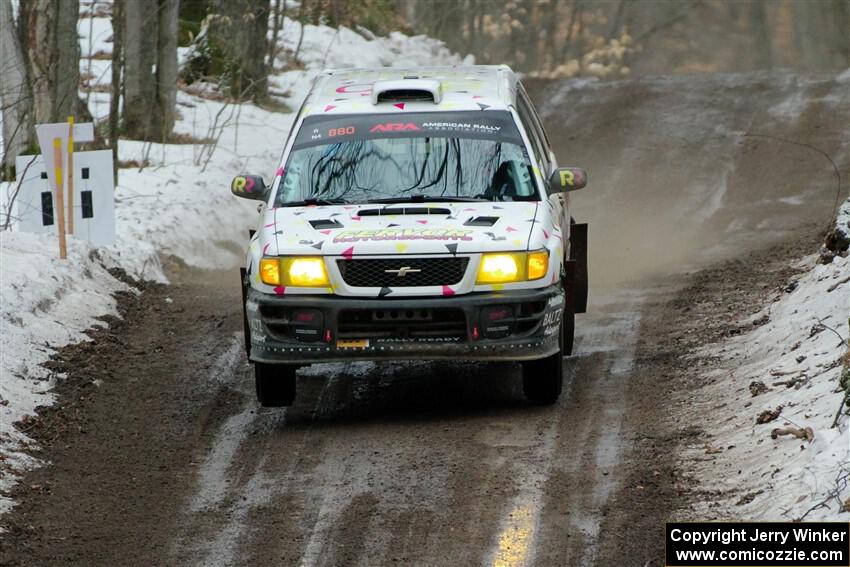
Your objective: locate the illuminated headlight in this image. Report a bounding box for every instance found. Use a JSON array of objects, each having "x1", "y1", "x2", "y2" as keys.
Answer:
[
  {"x1": 260, "y1": 257, "x2": 329, "y2": 287},
  {"x1": 260, "y1": 257, "x2": 281, "y2": 285},
  {"x1": 526, "y1": 250, "x2": 549, "y2": 280},
  {"x1": 476, "y1": 251, "x2": 549, "y2": 284}
]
